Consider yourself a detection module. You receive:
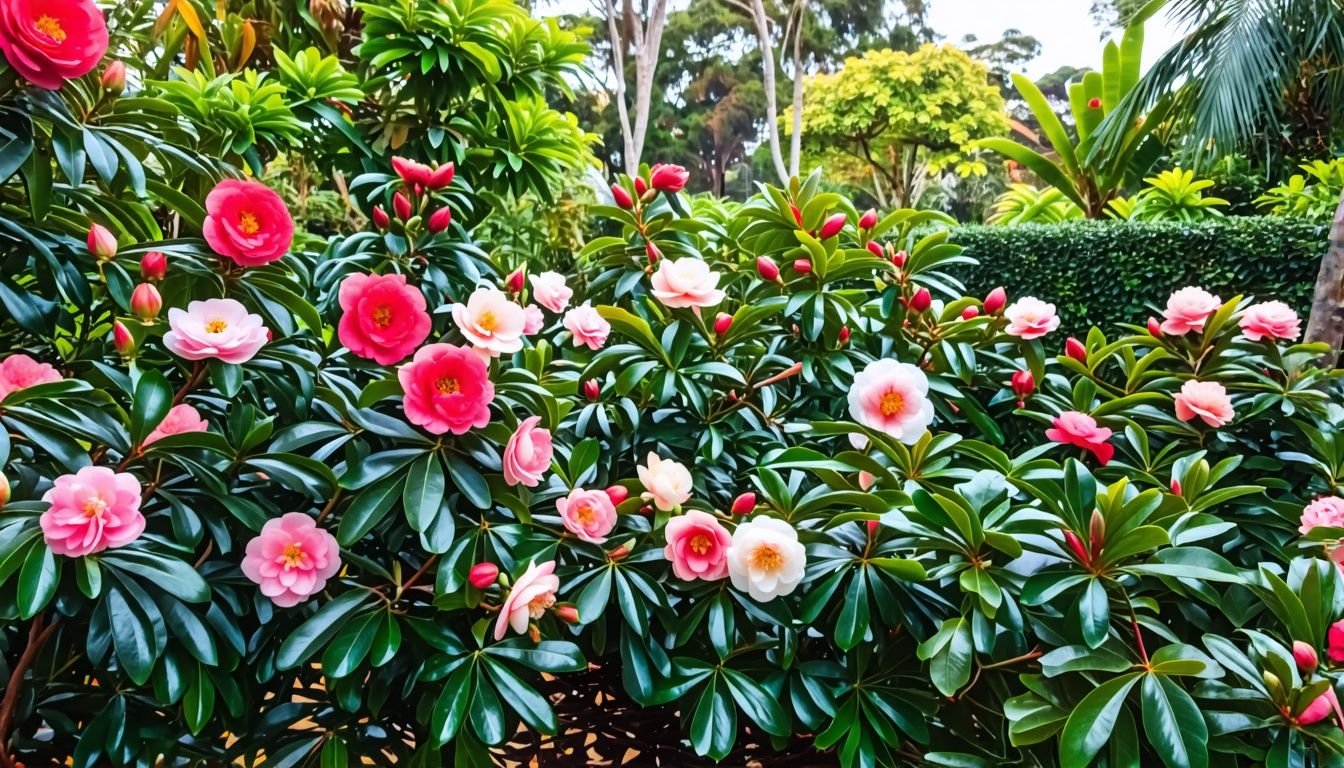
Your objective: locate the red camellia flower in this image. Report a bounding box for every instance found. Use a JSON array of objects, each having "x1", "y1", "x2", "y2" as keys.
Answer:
[
  {"x1": 337, "y1": 272, "x2": 432, "y2": 366},
  {"x1": 1046, "y1": 411, "x2": 1114, "y2": 465},
  {"x1": 202, "y1": 179, "x2": 295, "y2": 268},
  {"x1": 397, "y1": 343, "x2": 495, "y2": 436},
  {"x1": 649, "y1": 163, "x2": 689, "y2": 193},
  {"x1": 0, "y1": 0, "x2": 108, "y2": 90}
]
